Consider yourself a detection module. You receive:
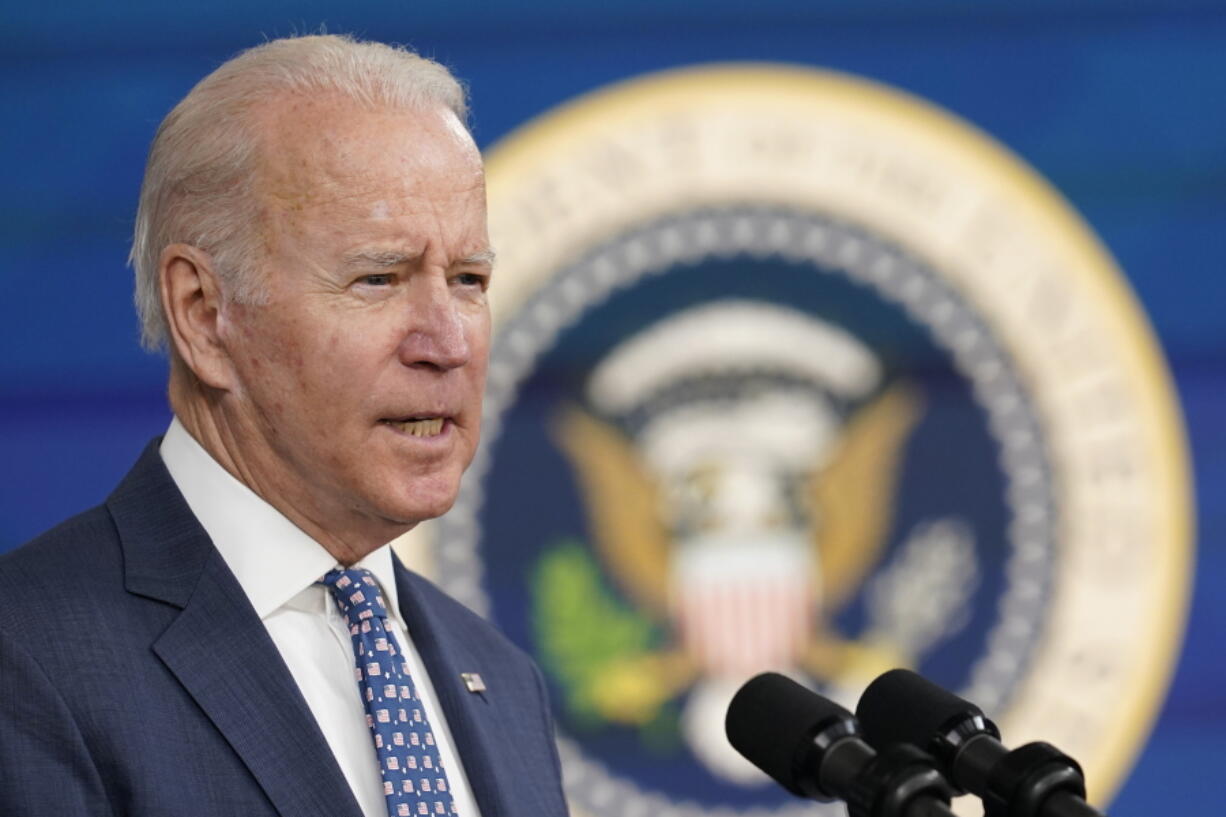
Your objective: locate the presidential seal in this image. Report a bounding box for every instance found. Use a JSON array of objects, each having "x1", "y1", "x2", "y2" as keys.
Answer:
[{"x1": 396, "y1": 65, "x2": 1191, "y2": 815}]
